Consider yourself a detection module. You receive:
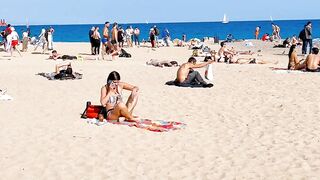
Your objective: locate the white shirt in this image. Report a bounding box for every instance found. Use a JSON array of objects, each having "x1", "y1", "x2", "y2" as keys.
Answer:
[
  {"x1": 11, "y1": 31, "x2": 19, "y2": 41},
  {"x1": 22, "y1": 32, "x2": 28, "y2": 38}
]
